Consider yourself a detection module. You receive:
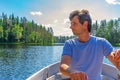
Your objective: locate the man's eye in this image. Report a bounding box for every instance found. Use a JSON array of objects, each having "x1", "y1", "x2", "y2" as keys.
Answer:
[{"x1": 71, "y1": 23, "x2": 76, "y2": 25}]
